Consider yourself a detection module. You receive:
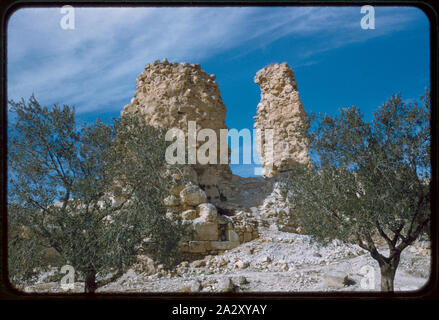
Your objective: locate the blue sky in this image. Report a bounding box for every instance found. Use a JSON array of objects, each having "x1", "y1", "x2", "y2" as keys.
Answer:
[{"x1": 7, "y1": 6, "x2": 430, "y2": 177}]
